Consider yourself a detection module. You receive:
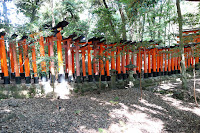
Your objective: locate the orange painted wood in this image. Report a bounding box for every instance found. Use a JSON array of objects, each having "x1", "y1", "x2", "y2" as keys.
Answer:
[
  {"x1": 131, "y1": 52, "x2": 134, "y2": 65},
  {"x1": 104, "y1": 45, "x2": 110, "y2": 76},
  {"x1": 0, "y1": 44, "x2": 4, "y2": 74},
  {"x1": 65, "y1": 42, "x2": 68, "y2": 74},
  {"x1": 160, "y1": 51, "x2": 163, "y2": 72},
  {"x1": 48, "y1": 37, "x2": 55, "y2": 75},
  {"x1": 22, "y1": 39, "x2": 30, "y2": 77},
  {"x1": 148, "y1": 50, "x2": 151, "y2": 73},
  {"x1": 126, "y1": 52, "x2": 130, "y2": 71},
  {"x1": 88, "y1": 45, "x2": 92, "y2": 76},
  {"x1": 47, "y1": 38, "x2": 51, "y2": 70},
  {"x1": 153, "y1": 48, "x2": 156, "y2": 72},
  {"x1": 168, "y1": 49, "x2": 171, "y2": 72},
  {"x1": 72, "y1": 50, "x2": 75, "y2": 75},
  {"x1": 136, "y1": 52, "x2": 139, "y2": 72},
  {"x1": 0, "y1": 36, "x2": 8, "y2": 76},
  {"x1": 178, "y1": 55, "x2": 181, "y2": 71},
  {"x1": 111, "y1": 49, "x2": 115, "y2": 70},
  {"x1": 56, "y1": 32, "x2": 65, "y2": 75},
  {"x1": 18, "y1": 42, "x2": 24, "y2": 73},
  {"x1": 99, "y1": 43, "x2": 104, "y2": 75},
  {"x1": 133, "y1": 52, "x2": 136, "y2": 73},
  {"x1": 195, "y1": 57, "x2": 199, "y2": 64},
  {"x1": 9, "y1": 44, "x2": 14, "y2": 73},
  {"x1": 82, "y1": 50, "x2": 86, "y2": 77},
  {"x1": 164, "y1": 50, "x2": 167, "y2": 72},
  {"x1": 188, "y1": 50, "x2": 191, "y2": 67},
  {"x1": 67, "y1": 39, "x2": 73, "y2": 76},
  {"x1": 122, "y1": 48, "x2": 126, "y2": 74},
  {"x1": 31, "y1": 44, "x2": 38, "y2": 77},
  {"x1": 116, "y1": 47, "x2": 121, "y2": 74},
  {"x1": 144, "y1": 49, "x2": 147, "y2": 73},
  {"x1": 157, "y1": 49, "x2": 160, "y2": 72},
  {"x1": 39, "y1": 36, "x2": 46, "y2": 72},
  {"x1": 75, "y1": 42, "x2": 80, "y2": 76},
  {"x1": 12, "y1": 43, "x2": 20, "y2": 77},
  {"x1": 174, "y1": 56, "x2": 178, "y2": 71},
  {"x1": 138, "y1": 48, "x2": 141, "y2": 73},
  {"x1": 171, "y1": 50, "x2": 174, "y2": 71},
  {"x1": 93, "y1": 49, "x2": 98, "y2": 75}
]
